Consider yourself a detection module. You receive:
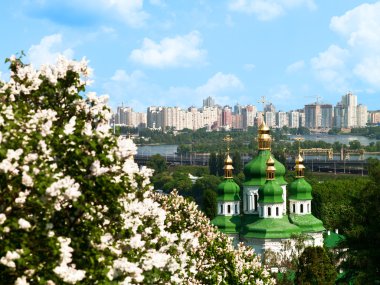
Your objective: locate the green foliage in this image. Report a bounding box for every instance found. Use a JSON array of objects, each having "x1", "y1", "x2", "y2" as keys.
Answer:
[
  {"x1": 203, "y1": 189, "x2": 217, "y2": 220},
  {"x1": 192, "y1": 174, "x2": 221, "y2": 208},
  {"x1": 340, "y1": 159, "x2": 380, "y2": 284},
  {"x1": 295, "y1": 247, "x2": 337, "y2": 285},
  {"x1": 147, "y1": 154, "x2": 167, "y2": 174},
  {"x1": 208, "y1": 152, "x2": 218, "y2": 176},
  {"x1": 232, "y1": 151, "x2": 243, "y2": 175}
]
